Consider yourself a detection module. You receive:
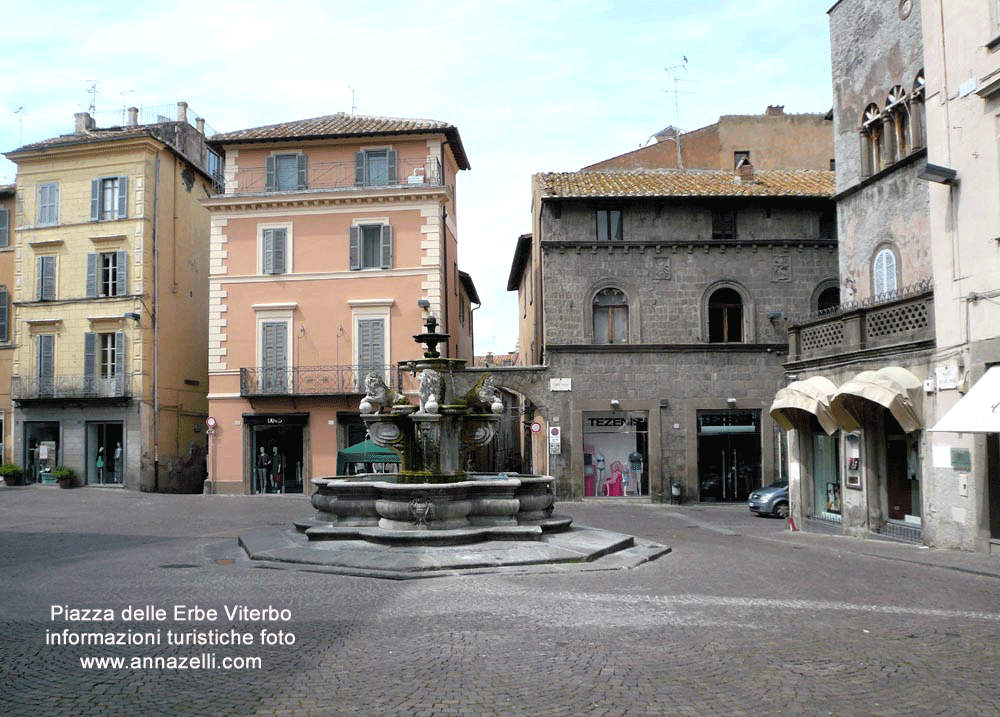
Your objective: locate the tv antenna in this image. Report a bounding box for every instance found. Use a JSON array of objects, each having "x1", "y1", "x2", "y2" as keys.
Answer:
[
  {"x1": 347, "y1": 85, "x2": 358, "y2": 115},
  {"x1": 120, "y1": 89, "x2": 139, "y2": 123},
  {"x1": 85, "y1": 80, "x2": 101, "y2": 114},
  {"x1": 663, "y1": 58, "x2": 696, "y2": 169},
  {"x1": 13, "y1": 106, "x2": 26, "y2": 146}
]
